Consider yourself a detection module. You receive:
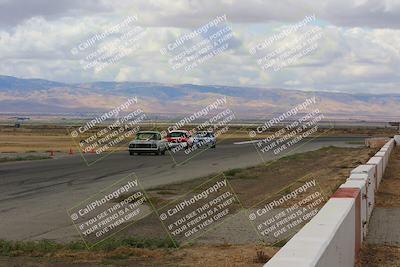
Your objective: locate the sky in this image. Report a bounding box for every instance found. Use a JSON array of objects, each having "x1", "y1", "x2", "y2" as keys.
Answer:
[{"x1": 0, "y1": 0, "x2": 399, "y2": 94}]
